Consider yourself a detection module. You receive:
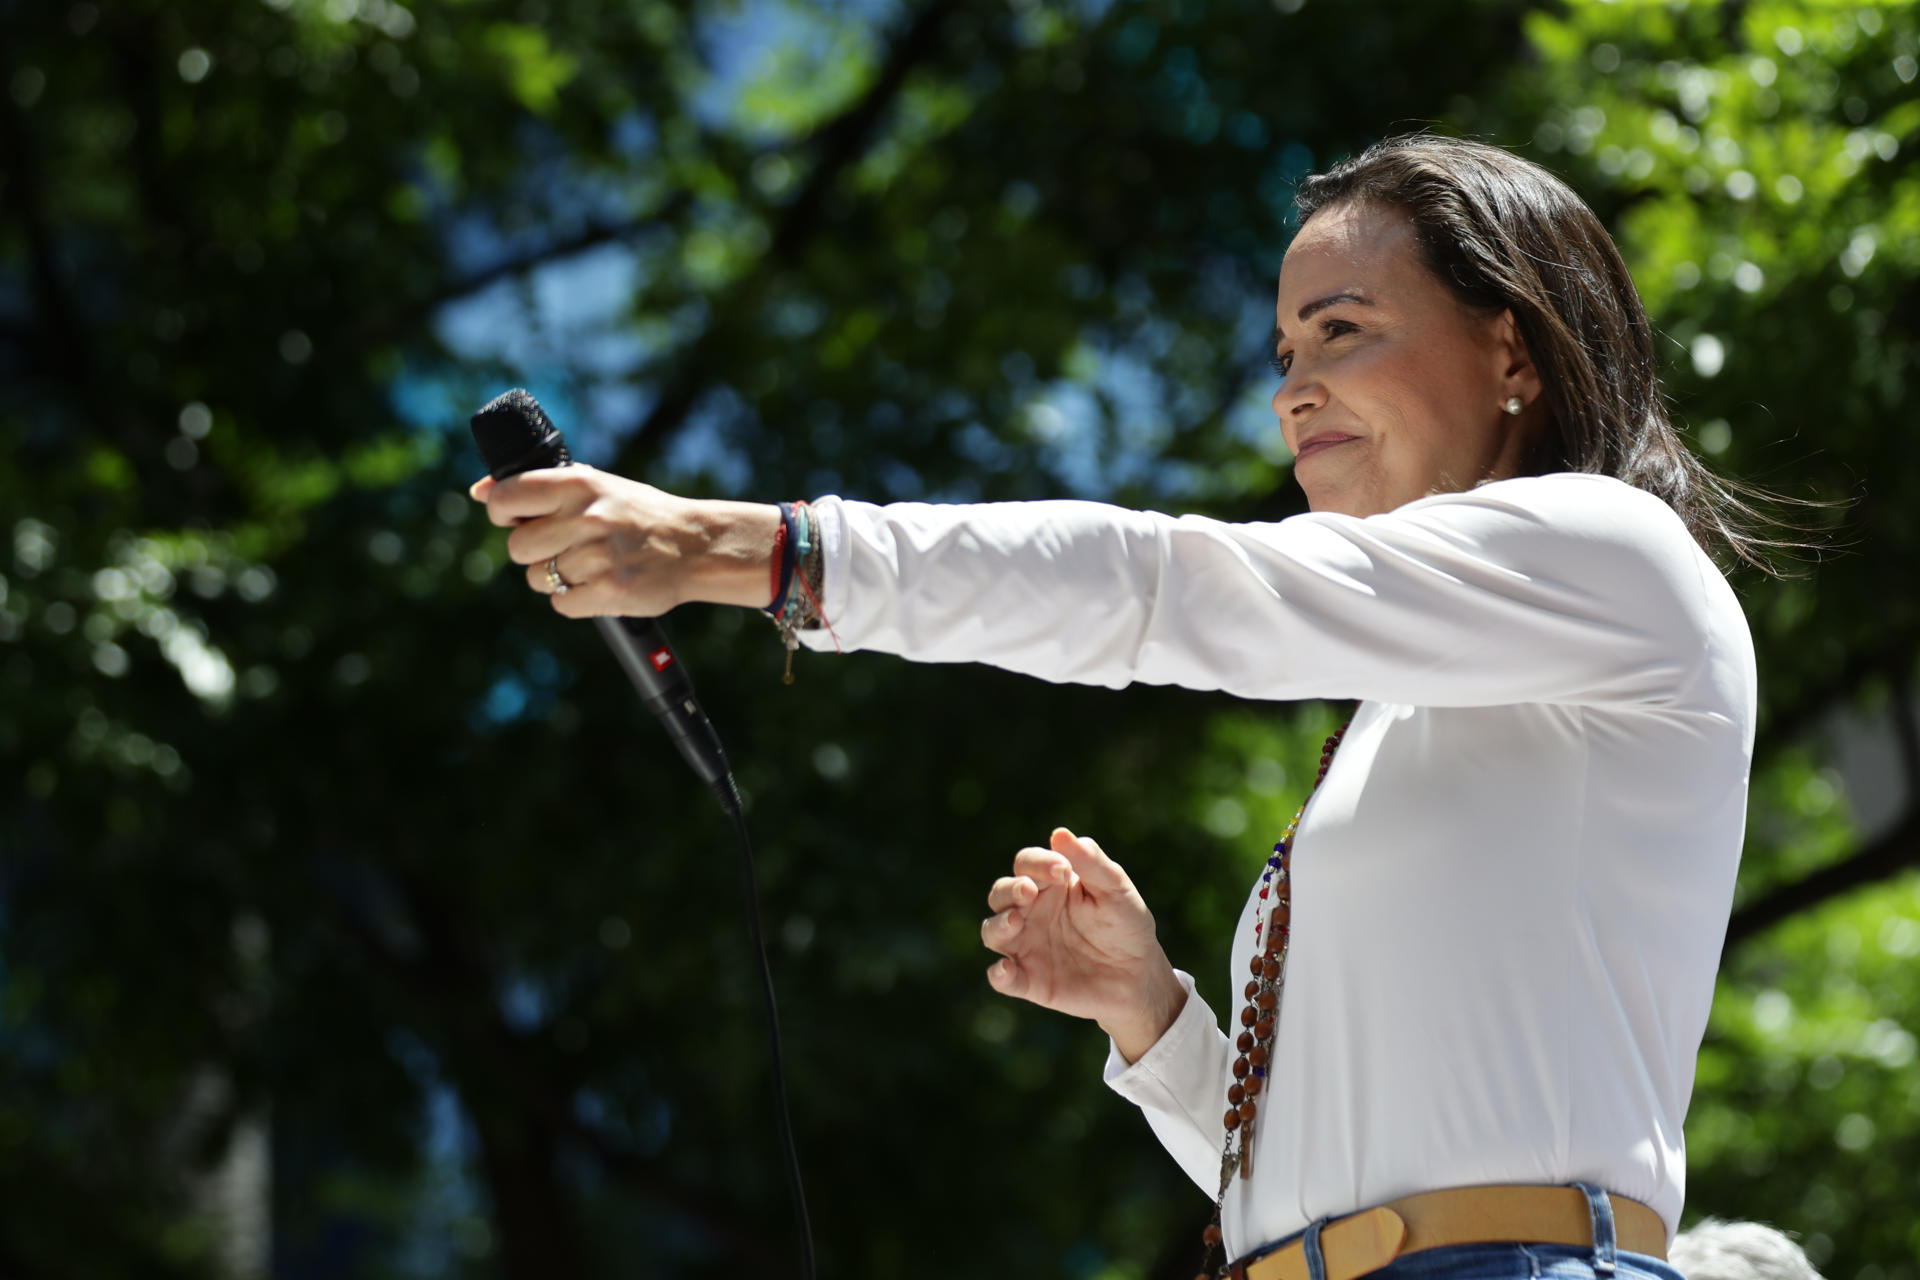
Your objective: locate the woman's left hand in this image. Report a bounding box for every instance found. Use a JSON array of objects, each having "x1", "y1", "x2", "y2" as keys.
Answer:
[{"x1": 980, "y1": 828, "x2": 1187, "y2": 1061}]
